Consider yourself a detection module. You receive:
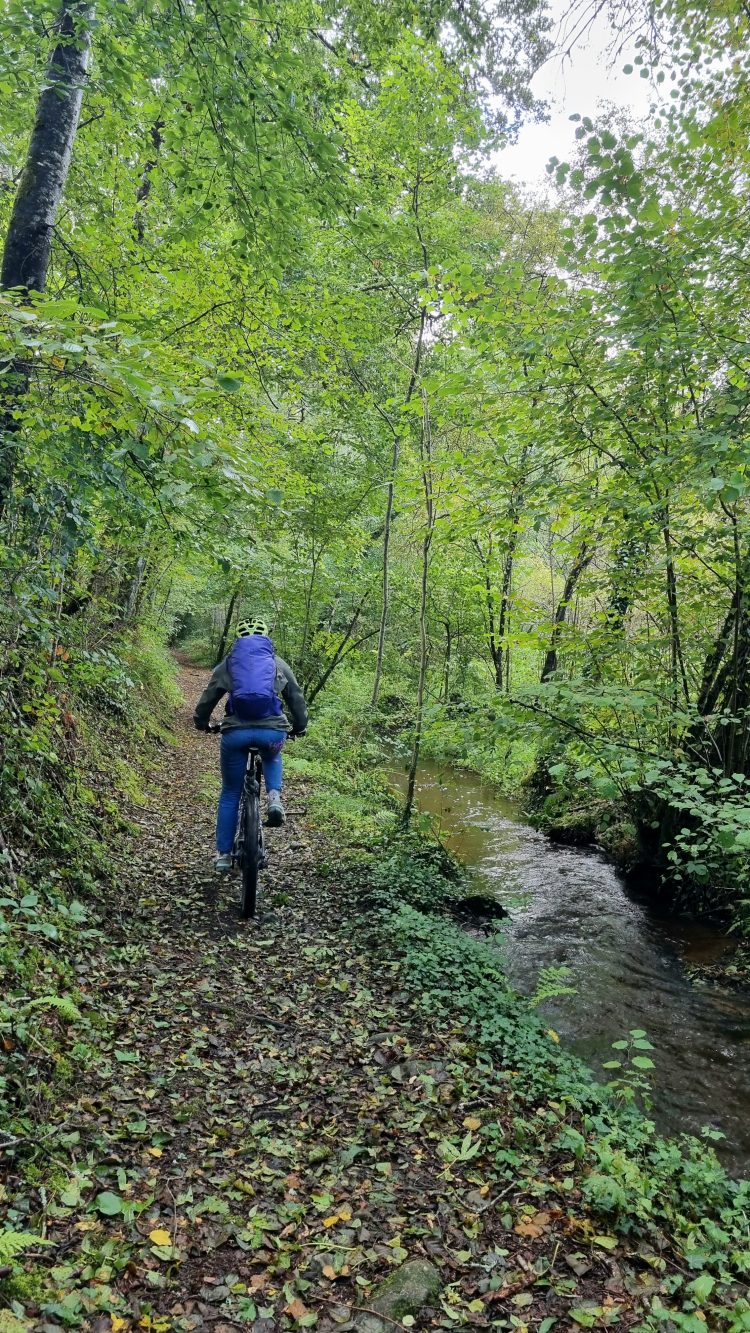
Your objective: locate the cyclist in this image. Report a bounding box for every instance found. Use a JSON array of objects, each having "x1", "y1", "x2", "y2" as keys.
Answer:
[{"x1": 194, "y1": 617, "x2": 308, "y2": 872}]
